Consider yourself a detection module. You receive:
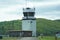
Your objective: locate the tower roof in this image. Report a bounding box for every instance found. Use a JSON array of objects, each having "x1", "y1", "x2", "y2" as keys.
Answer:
[{"x1": 23, "y1": 7, "x2": 35, "y2": 12}]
